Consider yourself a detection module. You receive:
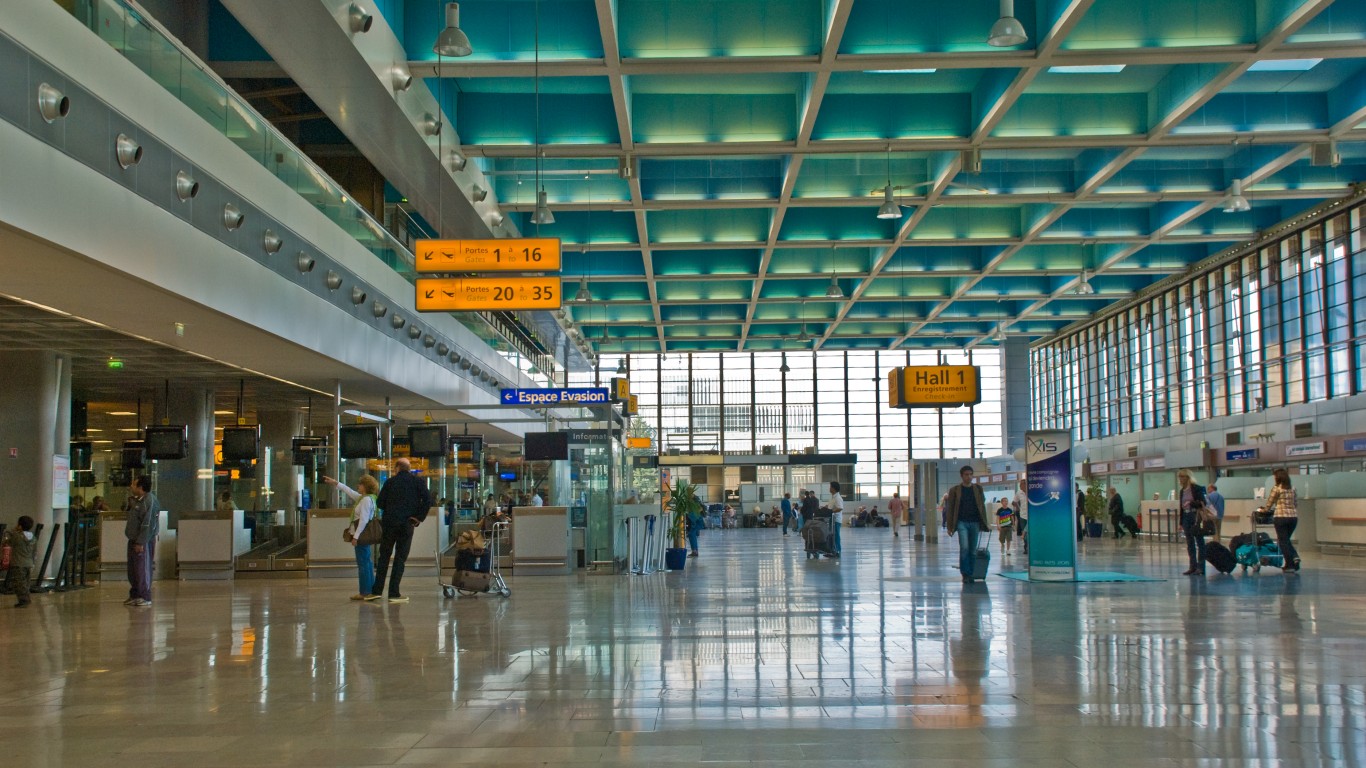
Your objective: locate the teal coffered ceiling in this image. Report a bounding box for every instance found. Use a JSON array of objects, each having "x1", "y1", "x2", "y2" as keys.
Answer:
[{"x1": 358, "y1": 0, "x2": 1366, "y2": 351}]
